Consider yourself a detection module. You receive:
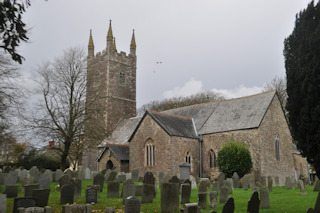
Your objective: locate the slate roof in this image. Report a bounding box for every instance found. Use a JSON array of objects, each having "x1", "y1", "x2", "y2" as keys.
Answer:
[{"x1": 97, "y1": 143, "x2": 130, "y2": 162}]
